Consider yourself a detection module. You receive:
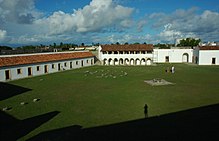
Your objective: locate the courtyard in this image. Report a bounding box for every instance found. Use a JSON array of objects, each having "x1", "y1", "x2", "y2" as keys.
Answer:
[{"x1": 1, "y1": 64, "x2": 219, "y2": 140}]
